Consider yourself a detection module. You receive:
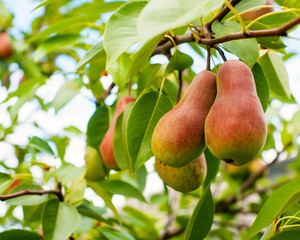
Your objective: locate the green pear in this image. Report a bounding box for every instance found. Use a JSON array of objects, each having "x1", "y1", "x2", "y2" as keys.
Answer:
[
  {"x1": 204, "y1": 60, "x2": 267, "y2": 166},
  {"x1": 155, "y1": 154, "x2": 207, "y2": 193},
  {"x1": 151, "y1": 70, "x2": 216, "y2": 167},
  {"x1": 85, "y1": 146, "x2": 105, "y2": 181}
]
